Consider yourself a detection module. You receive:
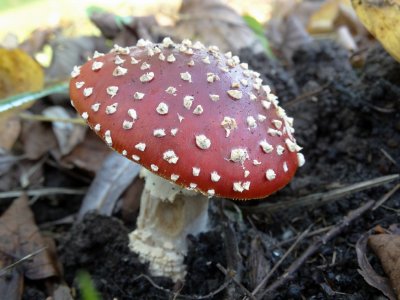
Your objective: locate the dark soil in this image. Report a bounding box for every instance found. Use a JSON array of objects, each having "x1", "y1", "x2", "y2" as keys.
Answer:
[{"x1": 25, "y1": 40, "x2": 400, "y2": 299}]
